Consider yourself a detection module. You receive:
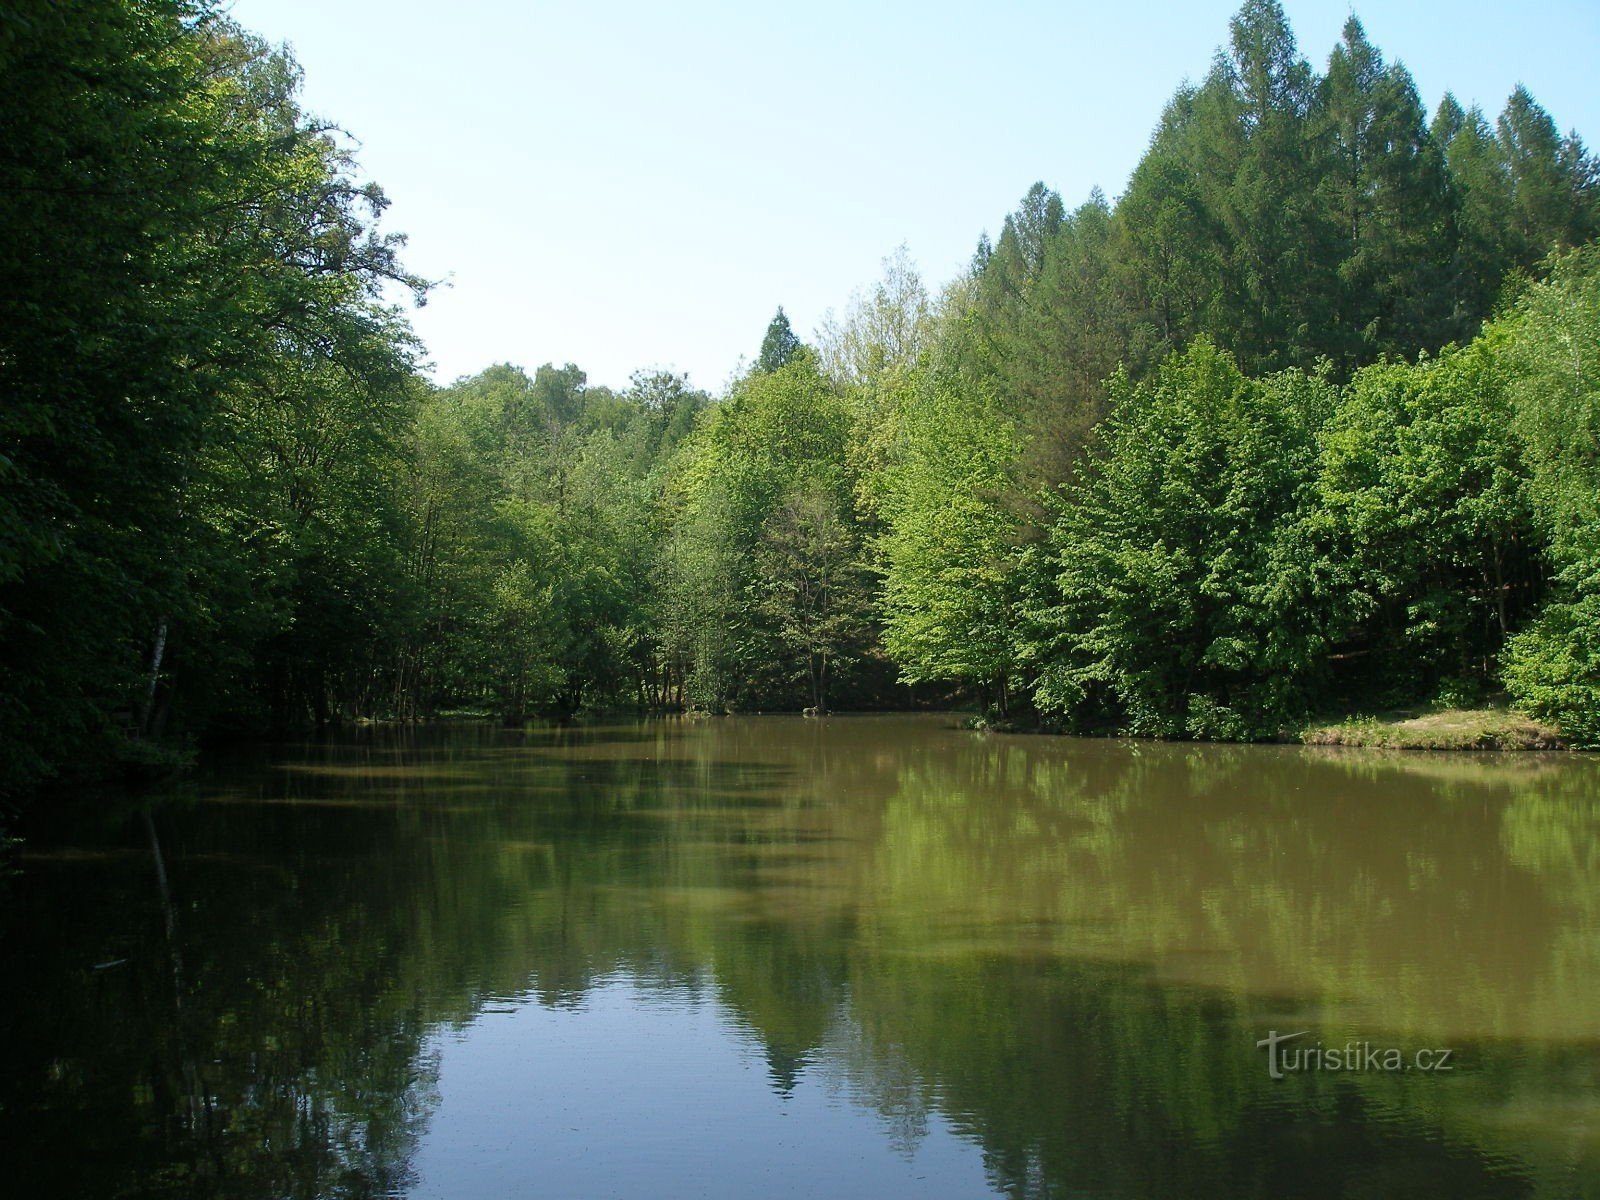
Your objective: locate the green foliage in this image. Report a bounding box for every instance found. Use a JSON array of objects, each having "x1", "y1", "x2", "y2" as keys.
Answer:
[
  {"x1": 393, "y1": 383, "x2": 508, "y2": 716},
  {"x1": 1028, "y1": 340, "x2": 1333, "y2": 738},
  {"x1": 1496, "y1": 248, "x2": 1600, "y2": 743},
  {"x1": 965, "y1": 188, "x2": 1127, "y2": 494},
  {"x1": 0, "y1": 0, "x2": 218, "y2": 789},
  {"x1": 755, "y1": 487, "x2": 872, "y2": 711},
  {"x1": 1501, "y1": 586, "x2": 1600, "y2": 747},
  {"x1": 8, "y1": 0, "x2": 1600, "y2": 797},
  {"x1": 660, "y1": 483, "x2": 746, "y2": 711},
  {"x1": 661, "y1": 351, "x2": 866, "y2": 710},
  {"x1": 1308, "y1": 345, "x2": 1535, "y2": 703},
  {"x1": 815, "y1": 245, "x2": 933, "y2": 390},
  {"x1": 1500, "y1": 247, "x2": 1600, "y2": 565},
  {"x1": 0, "y1": 2, "x2": 425, "y2": 790},
  {"x1": 394, "y1": 365, "x2": 674, "y2": 720},
  {"x1": 1313, "y1": 17, "x2": 1455, "y2": 367},
  {"x1": 755, "y1": 307, "x2": 803, "y2": 374},
  {"x1": 875, "y1": 372, "x2": 1024, "y2": 711}
]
